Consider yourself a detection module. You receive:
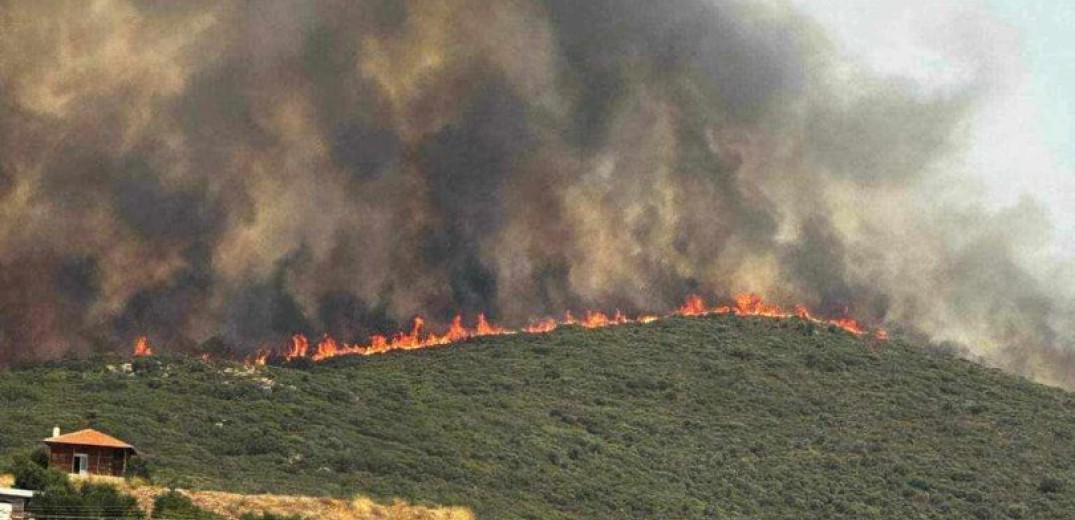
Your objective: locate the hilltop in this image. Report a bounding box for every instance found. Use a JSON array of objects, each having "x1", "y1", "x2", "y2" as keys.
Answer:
[{"x1": 2, "y1": 315, "x2": 1075, "y2": 518}]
